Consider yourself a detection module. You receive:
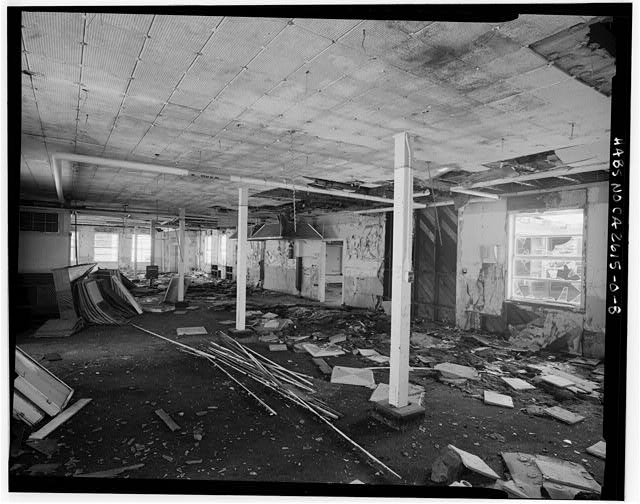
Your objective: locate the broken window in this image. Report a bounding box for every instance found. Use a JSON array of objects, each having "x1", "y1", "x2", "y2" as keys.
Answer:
[
  {"x1": 131, "y1": 234, "x2": 151, "y2": 263},
  {"x1": 508, "y1": 209, "x2": 584, "y2": 307},
  {"x1": 94, "y1": 232, "x2": 119, "y2": 262}
]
